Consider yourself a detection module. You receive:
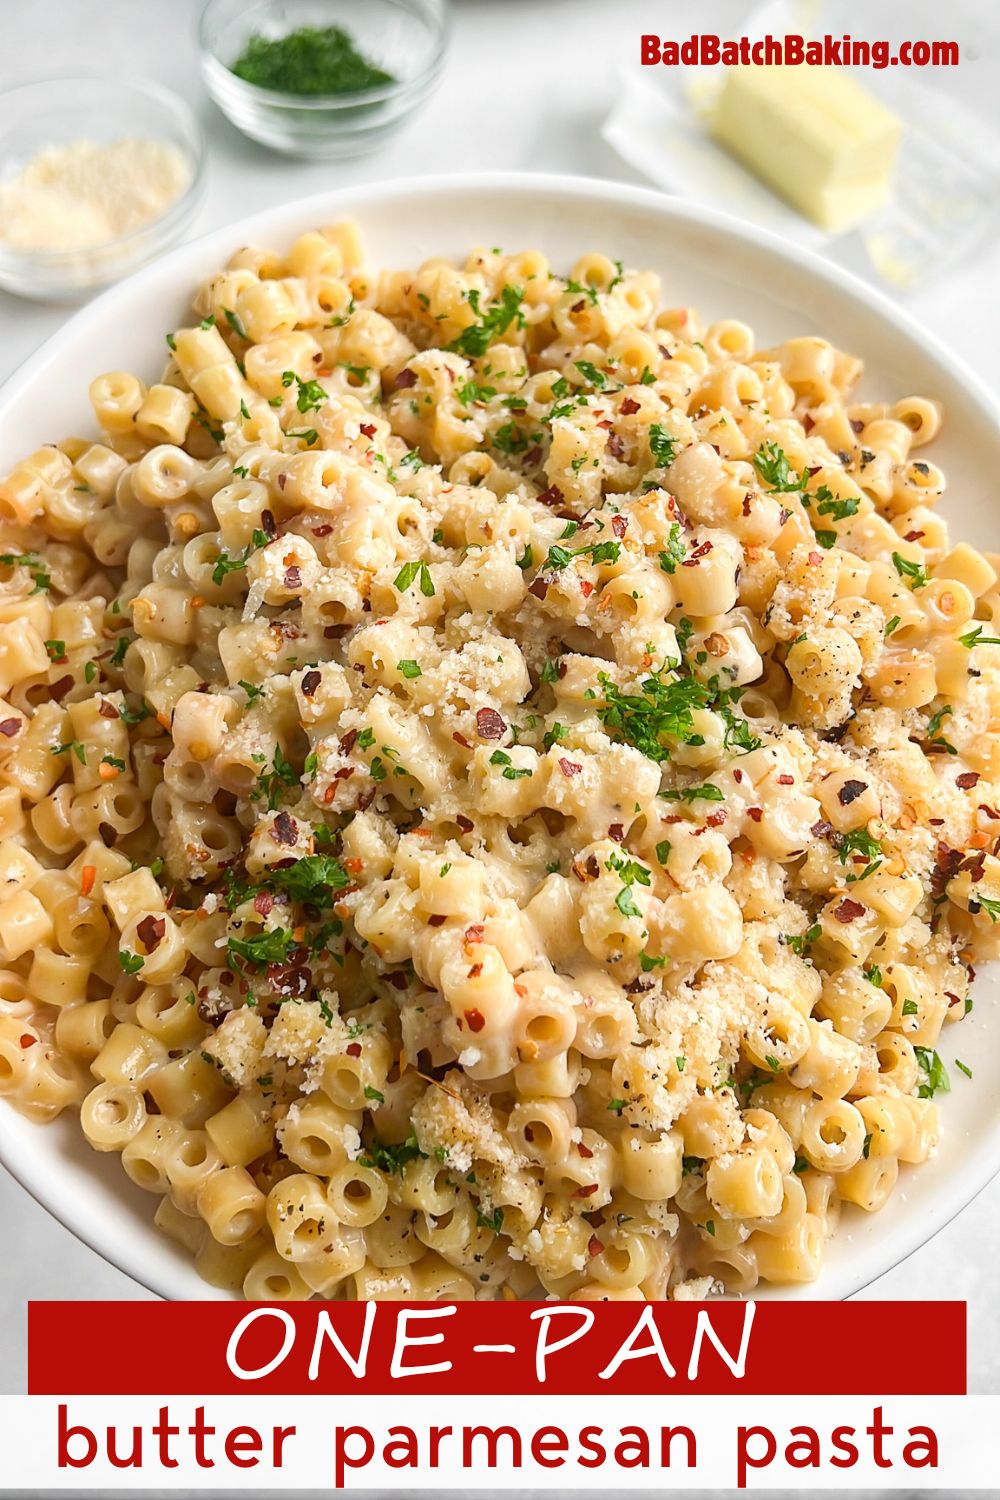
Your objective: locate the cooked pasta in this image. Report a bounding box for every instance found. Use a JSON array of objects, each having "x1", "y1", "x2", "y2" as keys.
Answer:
[{"x1": 1, "y1": 223, "x2": 997, "y2": 1301}]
